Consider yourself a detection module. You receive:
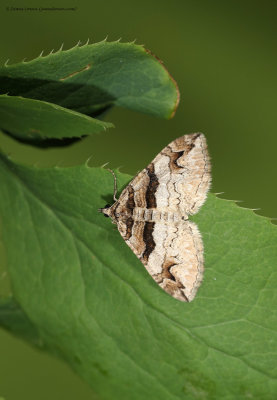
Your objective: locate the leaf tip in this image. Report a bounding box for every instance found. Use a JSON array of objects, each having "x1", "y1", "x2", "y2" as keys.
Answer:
[
  {"x1": 83, "y1": 38, "x2": 90, "y2": 47},
  {"x1": 85, "y1": 155, "x2": 94, "y2": 167},
  {"x1": 100, "y1": 161, "x2": 110, "y2": 169},
  {"x1": 101, "y1": 36, "x2": 108, "y2": 43},
  {"x1": 74, "y1": 40, "x2": 82, "y2": 48},
  {"x1": 103, "y1": 121, "x2": 114, "y2": 130},
  {"x1": 57, "y1": 42, "x2": 64, "y2": 52}
]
